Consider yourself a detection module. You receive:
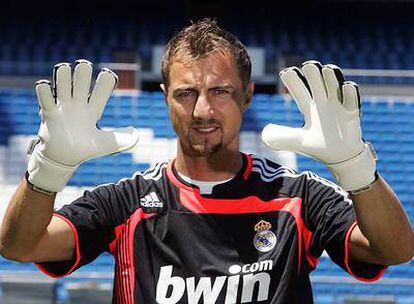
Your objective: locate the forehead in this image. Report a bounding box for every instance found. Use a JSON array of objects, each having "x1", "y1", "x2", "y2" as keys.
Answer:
[{"x1": 168, "y1": 52, "x2": 242, "y2": 88}]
